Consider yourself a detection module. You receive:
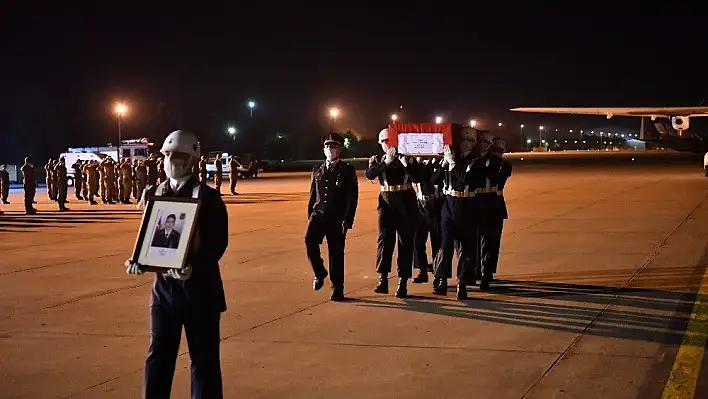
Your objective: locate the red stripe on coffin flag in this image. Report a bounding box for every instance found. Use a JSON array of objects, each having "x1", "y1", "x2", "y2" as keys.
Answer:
[{"x1": 387, "y1": 123, "x2": 455, "y2": 155}]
